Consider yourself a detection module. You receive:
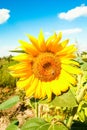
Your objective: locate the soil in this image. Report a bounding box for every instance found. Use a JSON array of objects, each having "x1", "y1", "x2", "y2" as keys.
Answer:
[{"x1": 0, "y1": 87, "x2": 35, "y2": 130}]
